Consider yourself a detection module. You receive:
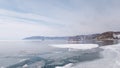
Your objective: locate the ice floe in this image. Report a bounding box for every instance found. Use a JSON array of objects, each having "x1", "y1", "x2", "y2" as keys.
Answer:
[{"x1": 50, "y1": 44, "x2": 99, "y2": 50}]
